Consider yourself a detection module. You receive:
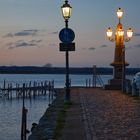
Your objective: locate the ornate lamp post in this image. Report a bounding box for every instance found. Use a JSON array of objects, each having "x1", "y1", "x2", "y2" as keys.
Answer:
[
  {"x1": 59, "y1": 0, "x2": 75, "y2": 101},
  {"x1": 106, "y1": 8, "x2": 133, "y2": 90}
]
